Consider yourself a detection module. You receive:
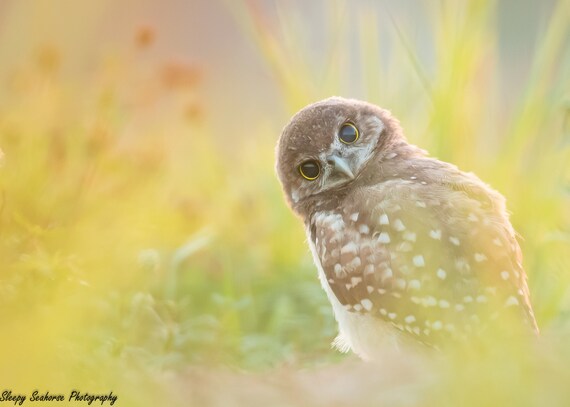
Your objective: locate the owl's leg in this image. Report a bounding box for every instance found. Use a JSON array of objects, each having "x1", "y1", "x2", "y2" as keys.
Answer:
[{"x1": 332, "y1": 333, "x2": 352, "y2": 353}]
